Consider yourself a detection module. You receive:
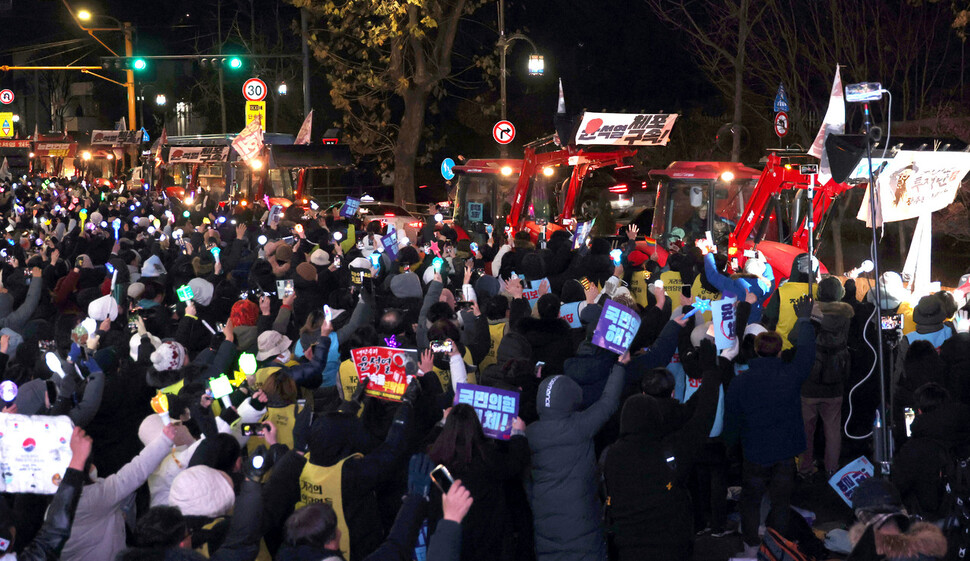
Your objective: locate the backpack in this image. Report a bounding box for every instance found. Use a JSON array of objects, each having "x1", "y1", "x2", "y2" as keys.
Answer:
[
  {"x1": 758, "y1": 527, "x2": 813, "y2": 561},
  {"x1": 940, "y1": 450, "x2": 970, "y2": 560},
  {"x1": 810, "y1": 319, "x2": 849, "y2": 386}
]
